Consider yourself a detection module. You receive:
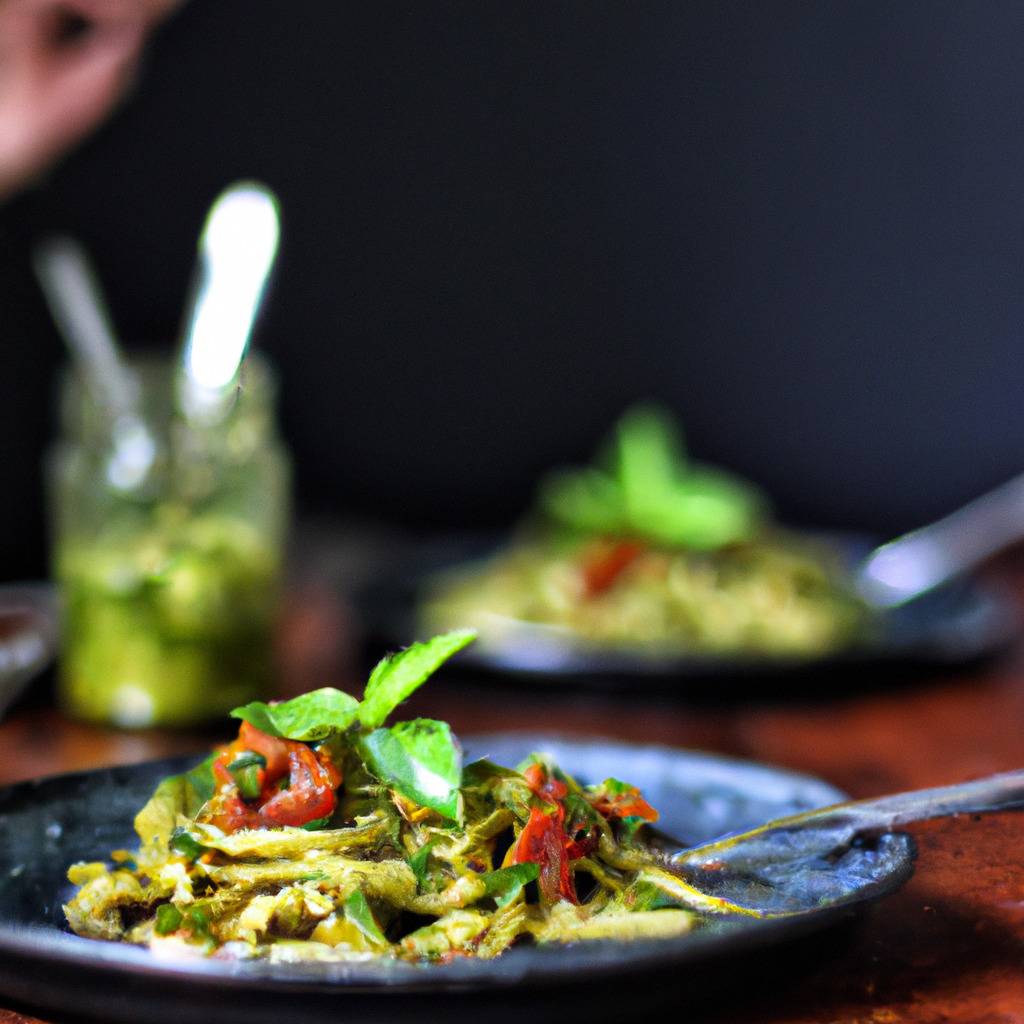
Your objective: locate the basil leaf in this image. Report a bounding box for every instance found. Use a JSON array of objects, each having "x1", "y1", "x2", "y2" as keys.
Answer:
[
  {"x1": 134, "y1": 754, "x2": 217, "y2": 847},
  {"x1": 538, "y1": 404, "x2": 766, "y2": 551},
  {"x1": 538, "y1": 467, "x2": 625, "y2": 536},
  {"x1": 359, "y1": 719, "x2": 463, "y2": 822},
  {"x1": 154, "y1": 904, "x2": 183, "y2": 935},
  {"x1": 462, "y1": 759, "x2": 533, "y2": 820},
  {"x1": 231, "y1": 688, "x2": 360, "y2": 741},
  {"x1": 614, "y1": 403, "x2": 682, "y2": 519},
  {"x1": 300, "y1": 816, "x2": 331, "y2": 832},
  {"x1": 461, "y1": 758, "x2": 522, "y2": 789},
  {"x1": 184, "y1": 754, "x2": 217, "y2": 807},
  {"x1": 169, "y1": 827, "x2": 207, "y2": 861},
  {"x1": 357, "y1": 630, "x2": 476, "y2": 729},
  {"x1": 344, "y1": 890, "x2": 387, "y2": 946},
  {"x1": 481, "y1": 863, "x2": 539, "y2": 908},
  {"x1": 227, "y1": 752, "x2": 267, "y2": 771},
  {"x1": 185, "y1": 904, "x2": 212, "y2": 938},
  {"x1": 407, "y1": 840, "x2": 437, "y2": 889}
]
